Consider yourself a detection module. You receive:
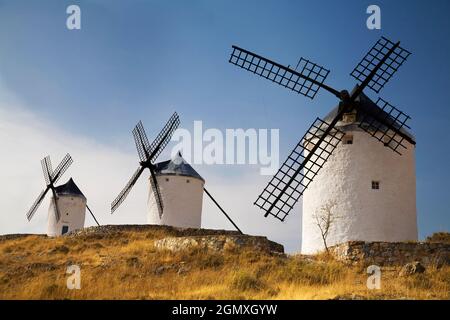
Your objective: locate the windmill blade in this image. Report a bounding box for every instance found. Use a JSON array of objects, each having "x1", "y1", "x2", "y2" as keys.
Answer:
[
  {"x1": 51, "y1": 153, "x2": 73, "y2": 184},
  {"x1": 351, "y1": 37, "x2": 411, "y2": 94},
  {"x1": 111, "y1": 166, "x2": 145, "y2": 213},
  {"x1": 51, "y1": 187, "x2": 61, "y2": 222},
  {"x1": 133, "y1": 121, "x2": 151, "y2": 162},
  {"x1": 358, "y1": 97, "x2": 415, "y2": 155},
  {"x1": 26, "y1": 187, "x2": 50, "y2": 221},
  {"x1": 254, "y1": 118, "x2": 345, "y2": 221},
  {"x1": 148, "y1": 112, "x2": 180, "y2": 162},
  {"x1": 229, "y1": 45, "x2": 340, "y2": 99},
  {"x1": 149, "y1": 167, "x2": 164, "y2": 219},
  {"x1": 41, "y1": 156, "x2": 53, "y2": 186}
]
